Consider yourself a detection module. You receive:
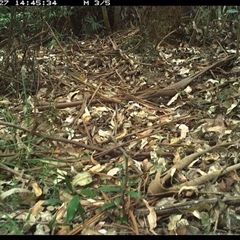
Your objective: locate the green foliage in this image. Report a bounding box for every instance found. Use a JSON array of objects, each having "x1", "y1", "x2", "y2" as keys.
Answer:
[
  {"x1": 0, "y1": 7, "x2": 10, "y2": 30},
  {"x1": 47, "y1": 39, "x2": 57, "y2": 48},
  {"x1": 98, "y1": 186, "x2": 121, "y2": 192},
  {"x1": 59, "y1": 174, "x2": 86, "y2": 224},
  {"x1": 42, "y1": 198, "x2": 62, "y2": 206},
  {"x1": 0, "y1": 214, "x2": 23, "y2": 234},
  {"x1": 45, "y1": 6, "x2": 77, "y2": 19},
  {"x1": 63, "y1": 174, "x2": 74, "y2": 194},
  {"x1": 0, "y1": 6, "x2": 105, "y2": 47},
  {"x1": 98, "y1": 185, "x2": 140, "y2": 211},
  {"x1": 85, "y1": 15, "x2": 104, "y2": 36},
  {"x1": 101, "y1": 197, "x2": 121, "y2": 210},
  {"x1": 66, "y1": 195, "x2": 85, "y2": 224},
  {"x1": 0, "y1": 6, "x2": 80, "y2": 37},
  {"x1": 80, "y1": 188, "x2": 96, "y2": 198},
  {"x1": 48, "y1": 214, "x2": 57, "y2": 229},
  {"x1": 0, "y1": 5, "x2": 9, "y2": 14},
  {"x1": 126, "y1": 190, "x2": 140, "y2": 199}
]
